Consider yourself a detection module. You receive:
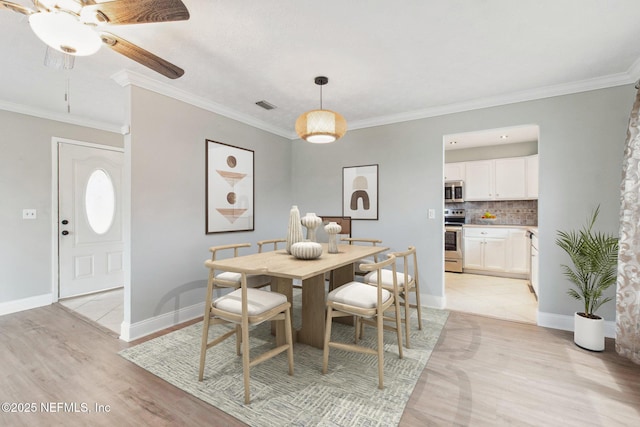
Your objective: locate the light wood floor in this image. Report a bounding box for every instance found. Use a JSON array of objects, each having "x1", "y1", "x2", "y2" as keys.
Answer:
[{"x1": 1, "y1": 303, "x2": 638, "y2": 426}]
